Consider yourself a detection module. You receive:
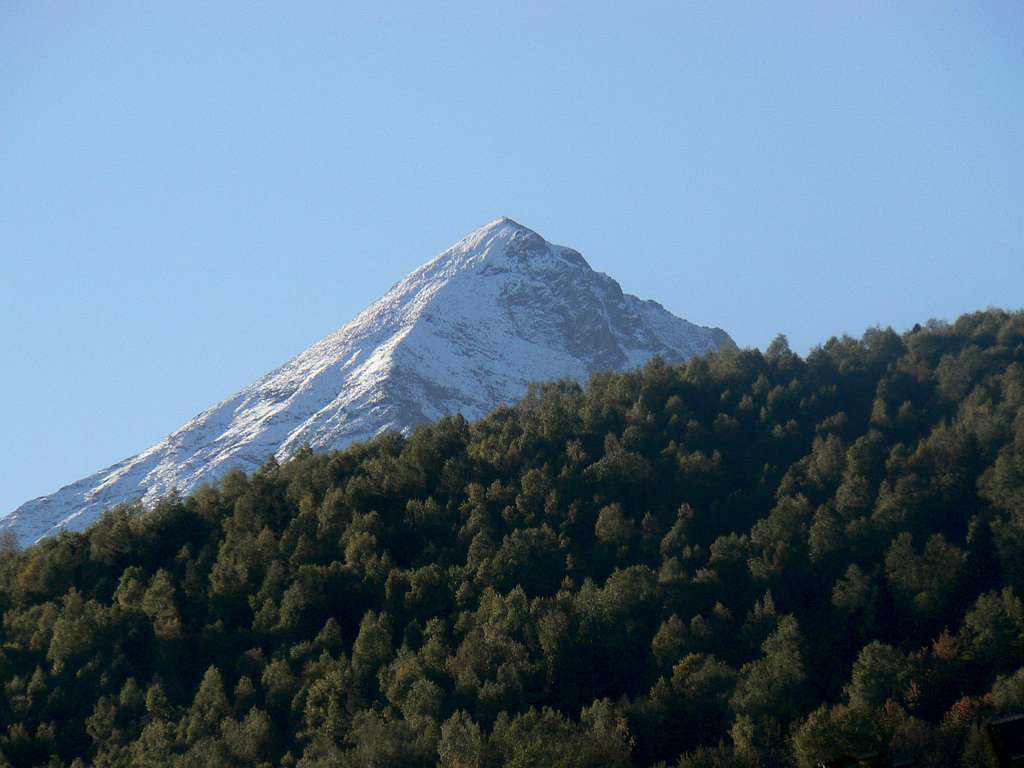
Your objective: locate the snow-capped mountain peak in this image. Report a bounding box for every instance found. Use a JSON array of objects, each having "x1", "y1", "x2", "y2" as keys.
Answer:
[{"x1": 2, "y1": 218, "x2": 732, "y2": 545}]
